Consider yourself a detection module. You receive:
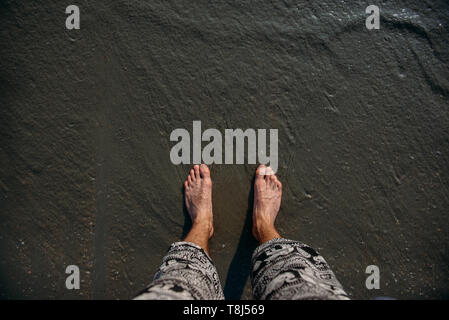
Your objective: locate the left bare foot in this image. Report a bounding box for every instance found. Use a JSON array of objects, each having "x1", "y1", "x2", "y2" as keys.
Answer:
[{"x1": 184, "y1": 164, "x2": 214, "y2": 239}]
